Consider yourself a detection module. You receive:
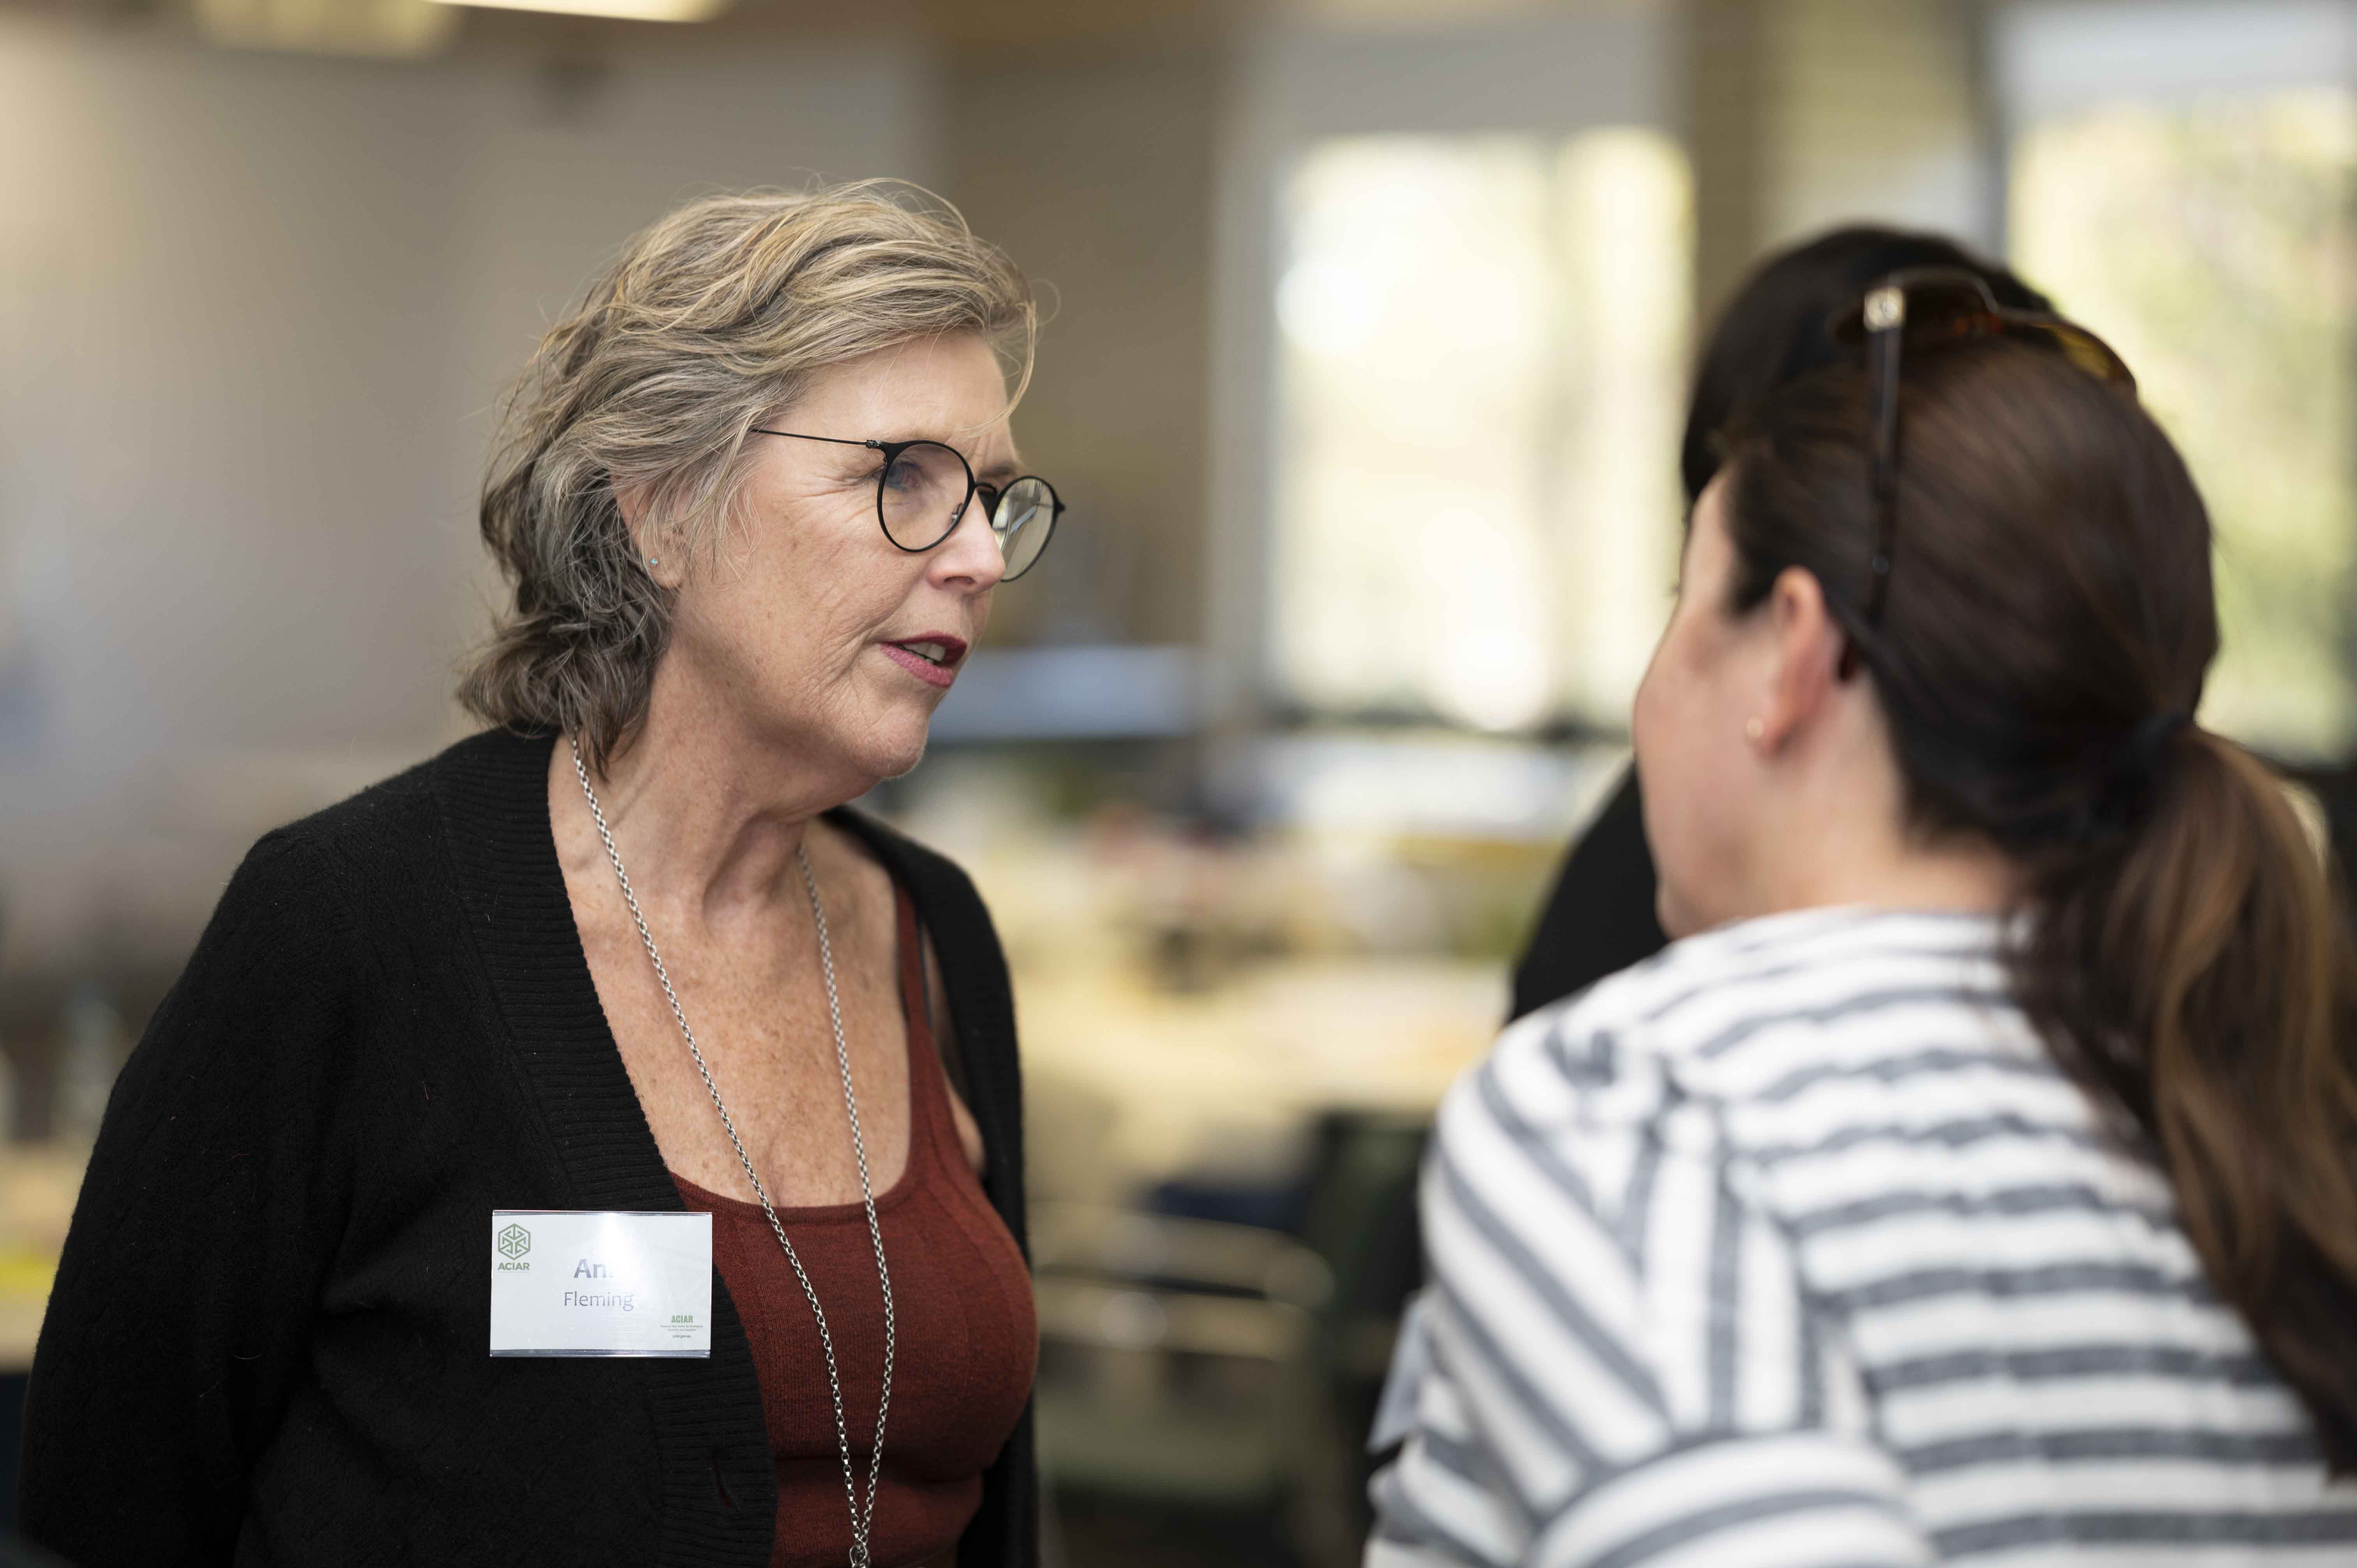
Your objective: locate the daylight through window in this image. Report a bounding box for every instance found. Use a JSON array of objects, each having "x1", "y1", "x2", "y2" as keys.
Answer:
[{"x1": 1272, "y1": 130, "x2": 1692, "y2": 734}]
